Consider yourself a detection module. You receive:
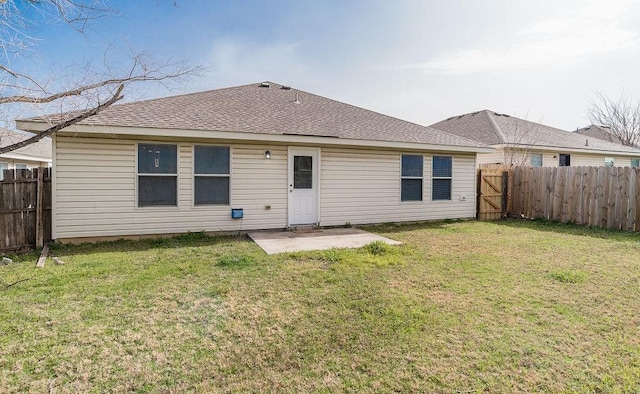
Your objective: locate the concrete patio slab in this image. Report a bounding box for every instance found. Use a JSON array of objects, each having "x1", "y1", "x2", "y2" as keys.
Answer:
[{"x1": 248, "y1": 228, "x2": 402, "y2": 255}]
